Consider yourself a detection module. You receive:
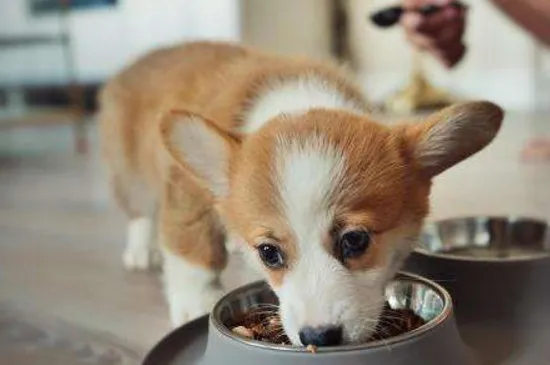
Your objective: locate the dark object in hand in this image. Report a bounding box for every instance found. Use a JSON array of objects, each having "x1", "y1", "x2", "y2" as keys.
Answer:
[
  {"x1": 370, "y1": 1, "x2": 467, "y2": 28},
  {"x1": 230, "y1": 303, "x2": 426, "y2": 347}
]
